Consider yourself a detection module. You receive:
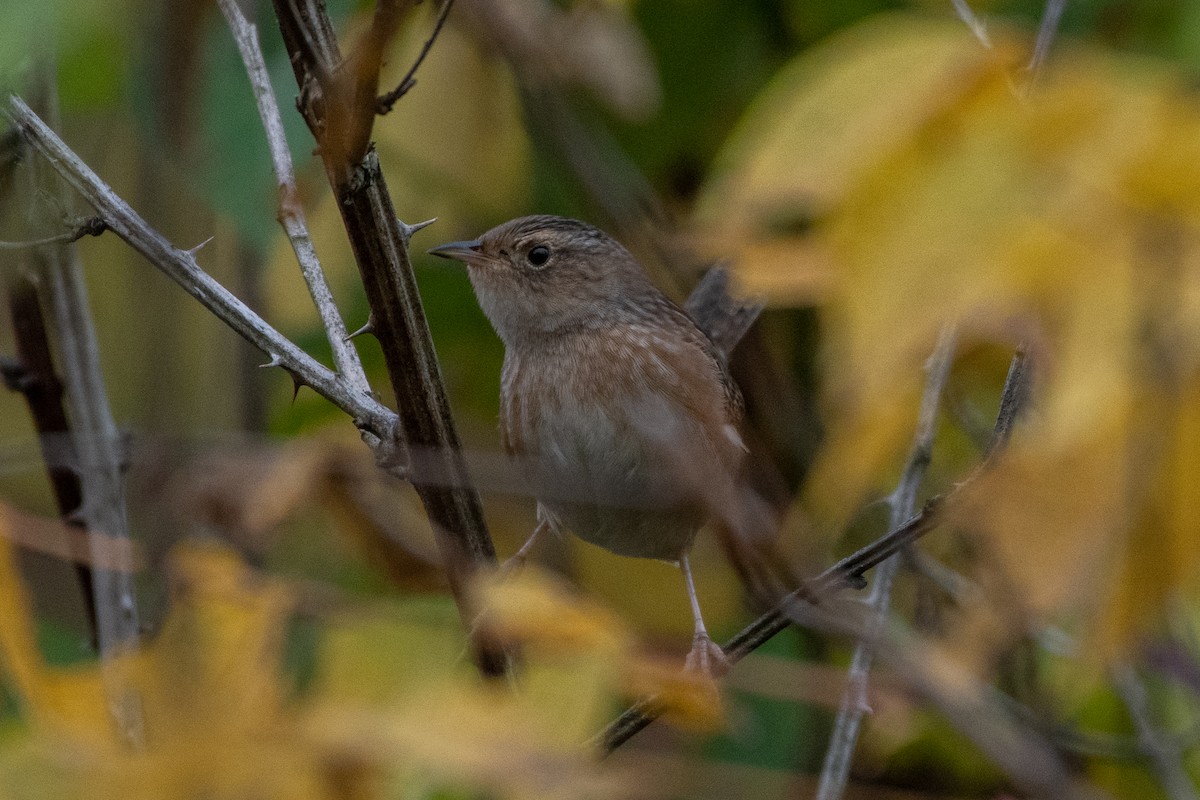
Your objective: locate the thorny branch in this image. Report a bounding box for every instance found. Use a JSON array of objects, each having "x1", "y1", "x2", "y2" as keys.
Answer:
[
  {"x1": 215, "y1": 0, "x2": 370, "y2": 395},
  {"x1": 3, "y1": 97, "x2": 397, "y2": 441},
  {"x1": 815, "y1": 327, "x2": 957, "y2": 800},
  {"x1": 272, "y1": 0, "x2": 505, "y2": 675}
]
